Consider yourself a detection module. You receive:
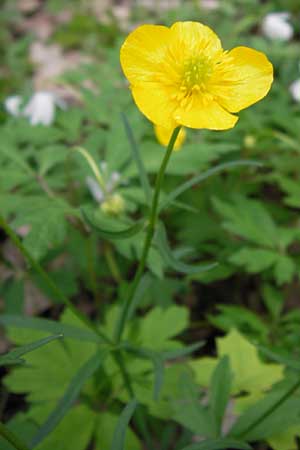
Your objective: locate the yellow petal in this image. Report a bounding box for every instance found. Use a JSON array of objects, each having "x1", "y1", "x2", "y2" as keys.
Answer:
[
  {"x1": 209, "y1": 46, "x2": 273, "y2": 113},
  {"x1": 120, "y1": 24, "x2": 171, "y2": 86},
  {"x1": 170, "y1": 21, "x2": 223, "y2": 58},
  {"x1": 174, "y1": 94, "x2": 238, "y2": 130},
  {"x1": 131, "y1": 83, "x2": 177, "y2": 129},
  {"x1": 154, "y1": 125, "x2": 186, "y2": 151}
]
